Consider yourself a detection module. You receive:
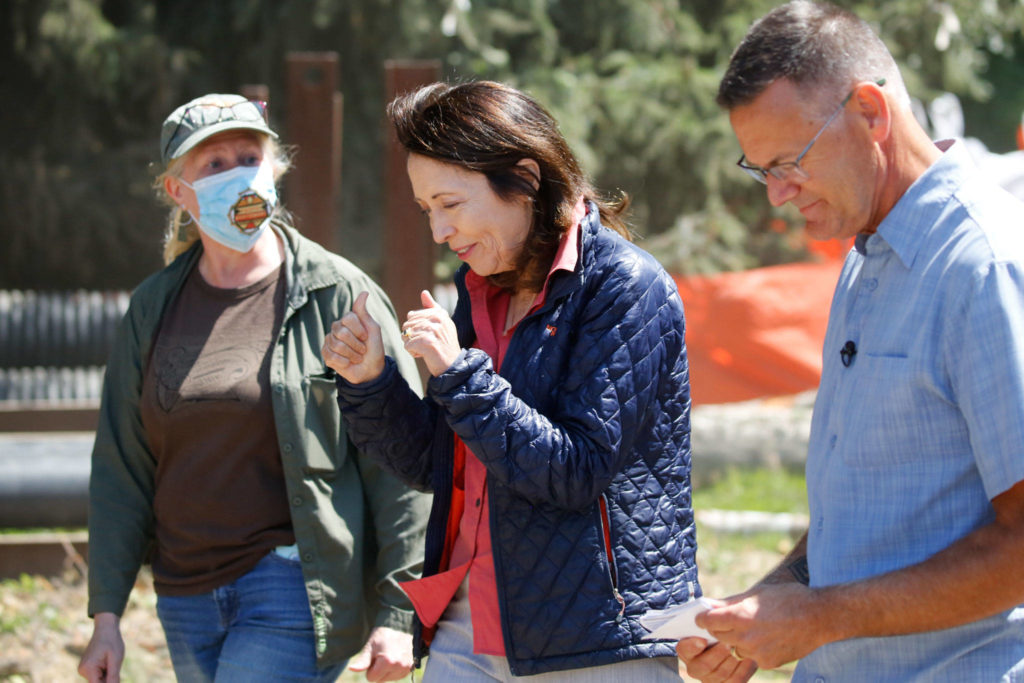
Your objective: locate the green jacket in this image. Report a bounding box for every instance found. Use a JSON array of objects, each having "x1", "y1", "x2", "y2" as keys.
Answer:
[{"x1": 87, "y1": 225, "x2": 430, "y2": 666}]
